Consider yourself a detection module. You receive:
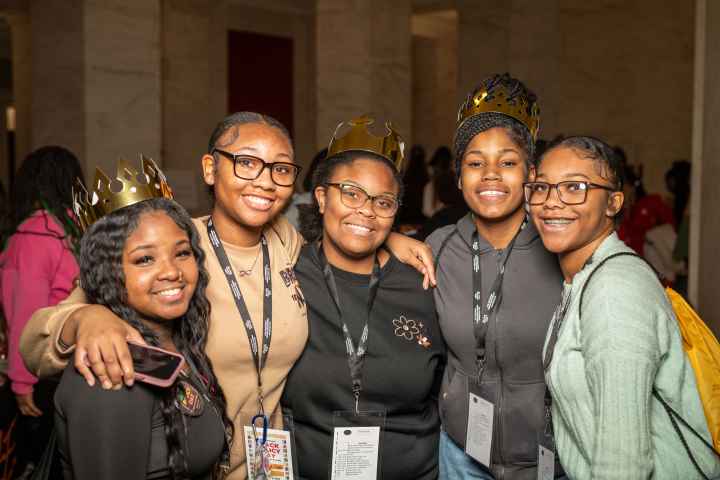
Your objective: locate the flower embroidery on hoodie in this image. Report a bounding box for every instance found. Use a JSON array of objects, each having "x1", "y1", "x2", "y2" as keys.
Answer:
[{"x1": 392, "y1": 315, "x2": 432, "y2": 348}]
